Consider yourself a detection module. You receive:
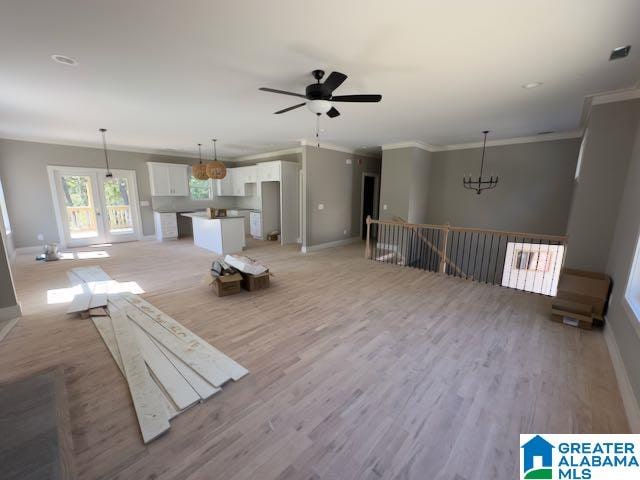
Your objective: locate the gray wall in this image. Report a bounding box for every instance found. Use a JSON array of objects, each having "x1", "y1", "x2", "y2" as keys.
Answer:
[
  {"x1": 605, "y1": 115, "x2": 640, "y2": 413},
  {"x1": 379, "y1": 147, "x2": 414, "y2": 221},
  {"x1": 565, "y1": 100, "x2": 640, "y2": 271},
  {"x1": 427, "y1": 139, "x2": 580, "y2": 235},
  {"x1": 303, "y1": 146, "x2": 381, "y2": 247},
  {"x1": 0, "y1": 138, "x2": 205, "y2": 247}
]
